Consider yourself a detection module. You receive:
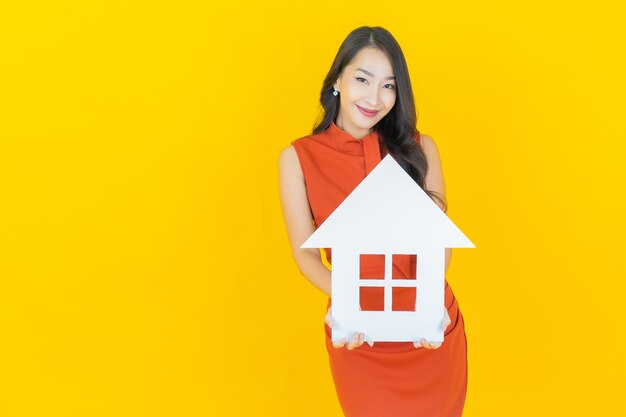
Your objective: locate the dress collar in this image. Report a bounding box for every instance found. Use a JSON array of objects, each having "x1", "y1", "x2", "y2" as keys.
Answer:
[
  {"x1": 325, "y1": 120, "x2": 383, "y2": 175},
  {"x1": 327, "y1": 120, "x2": 379, "y2": 144}
]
